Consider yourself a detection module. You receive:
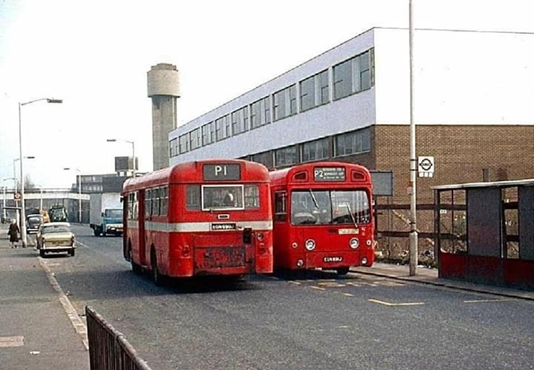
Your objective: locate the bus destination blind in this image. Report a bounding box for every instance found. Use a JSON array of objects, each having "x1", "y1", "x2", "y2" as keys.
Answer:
[
  {"x1": 314, "y1": 167, "x2": 346, "y2": 182},
  {"x1": 203, "y1": 164, "x2": 241, "y2": 181}
]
